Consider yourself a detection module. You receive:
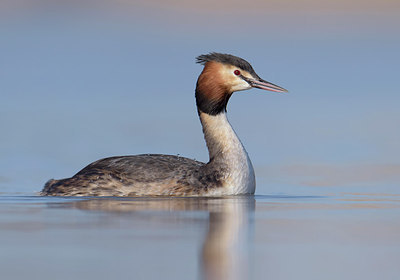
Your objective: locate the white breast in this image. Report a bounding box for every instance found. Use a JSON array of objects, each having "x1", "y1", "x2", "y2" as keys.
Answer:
[{"x1": 199, "y1": 112, "x2": 256, "y2": 195}]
